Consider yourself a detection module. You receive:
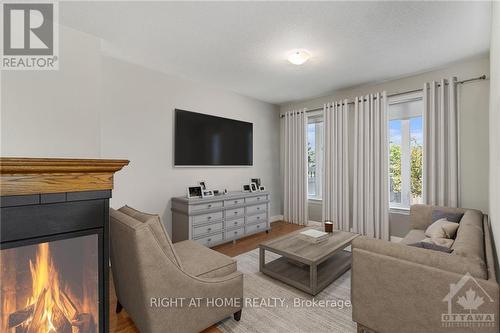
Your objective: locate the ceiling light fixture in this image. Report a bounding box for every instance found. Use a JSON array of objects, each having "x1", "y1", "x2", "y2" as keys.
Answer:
[{"x1": 287, "y1": 49, "x2": 311, "y2": 65}]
